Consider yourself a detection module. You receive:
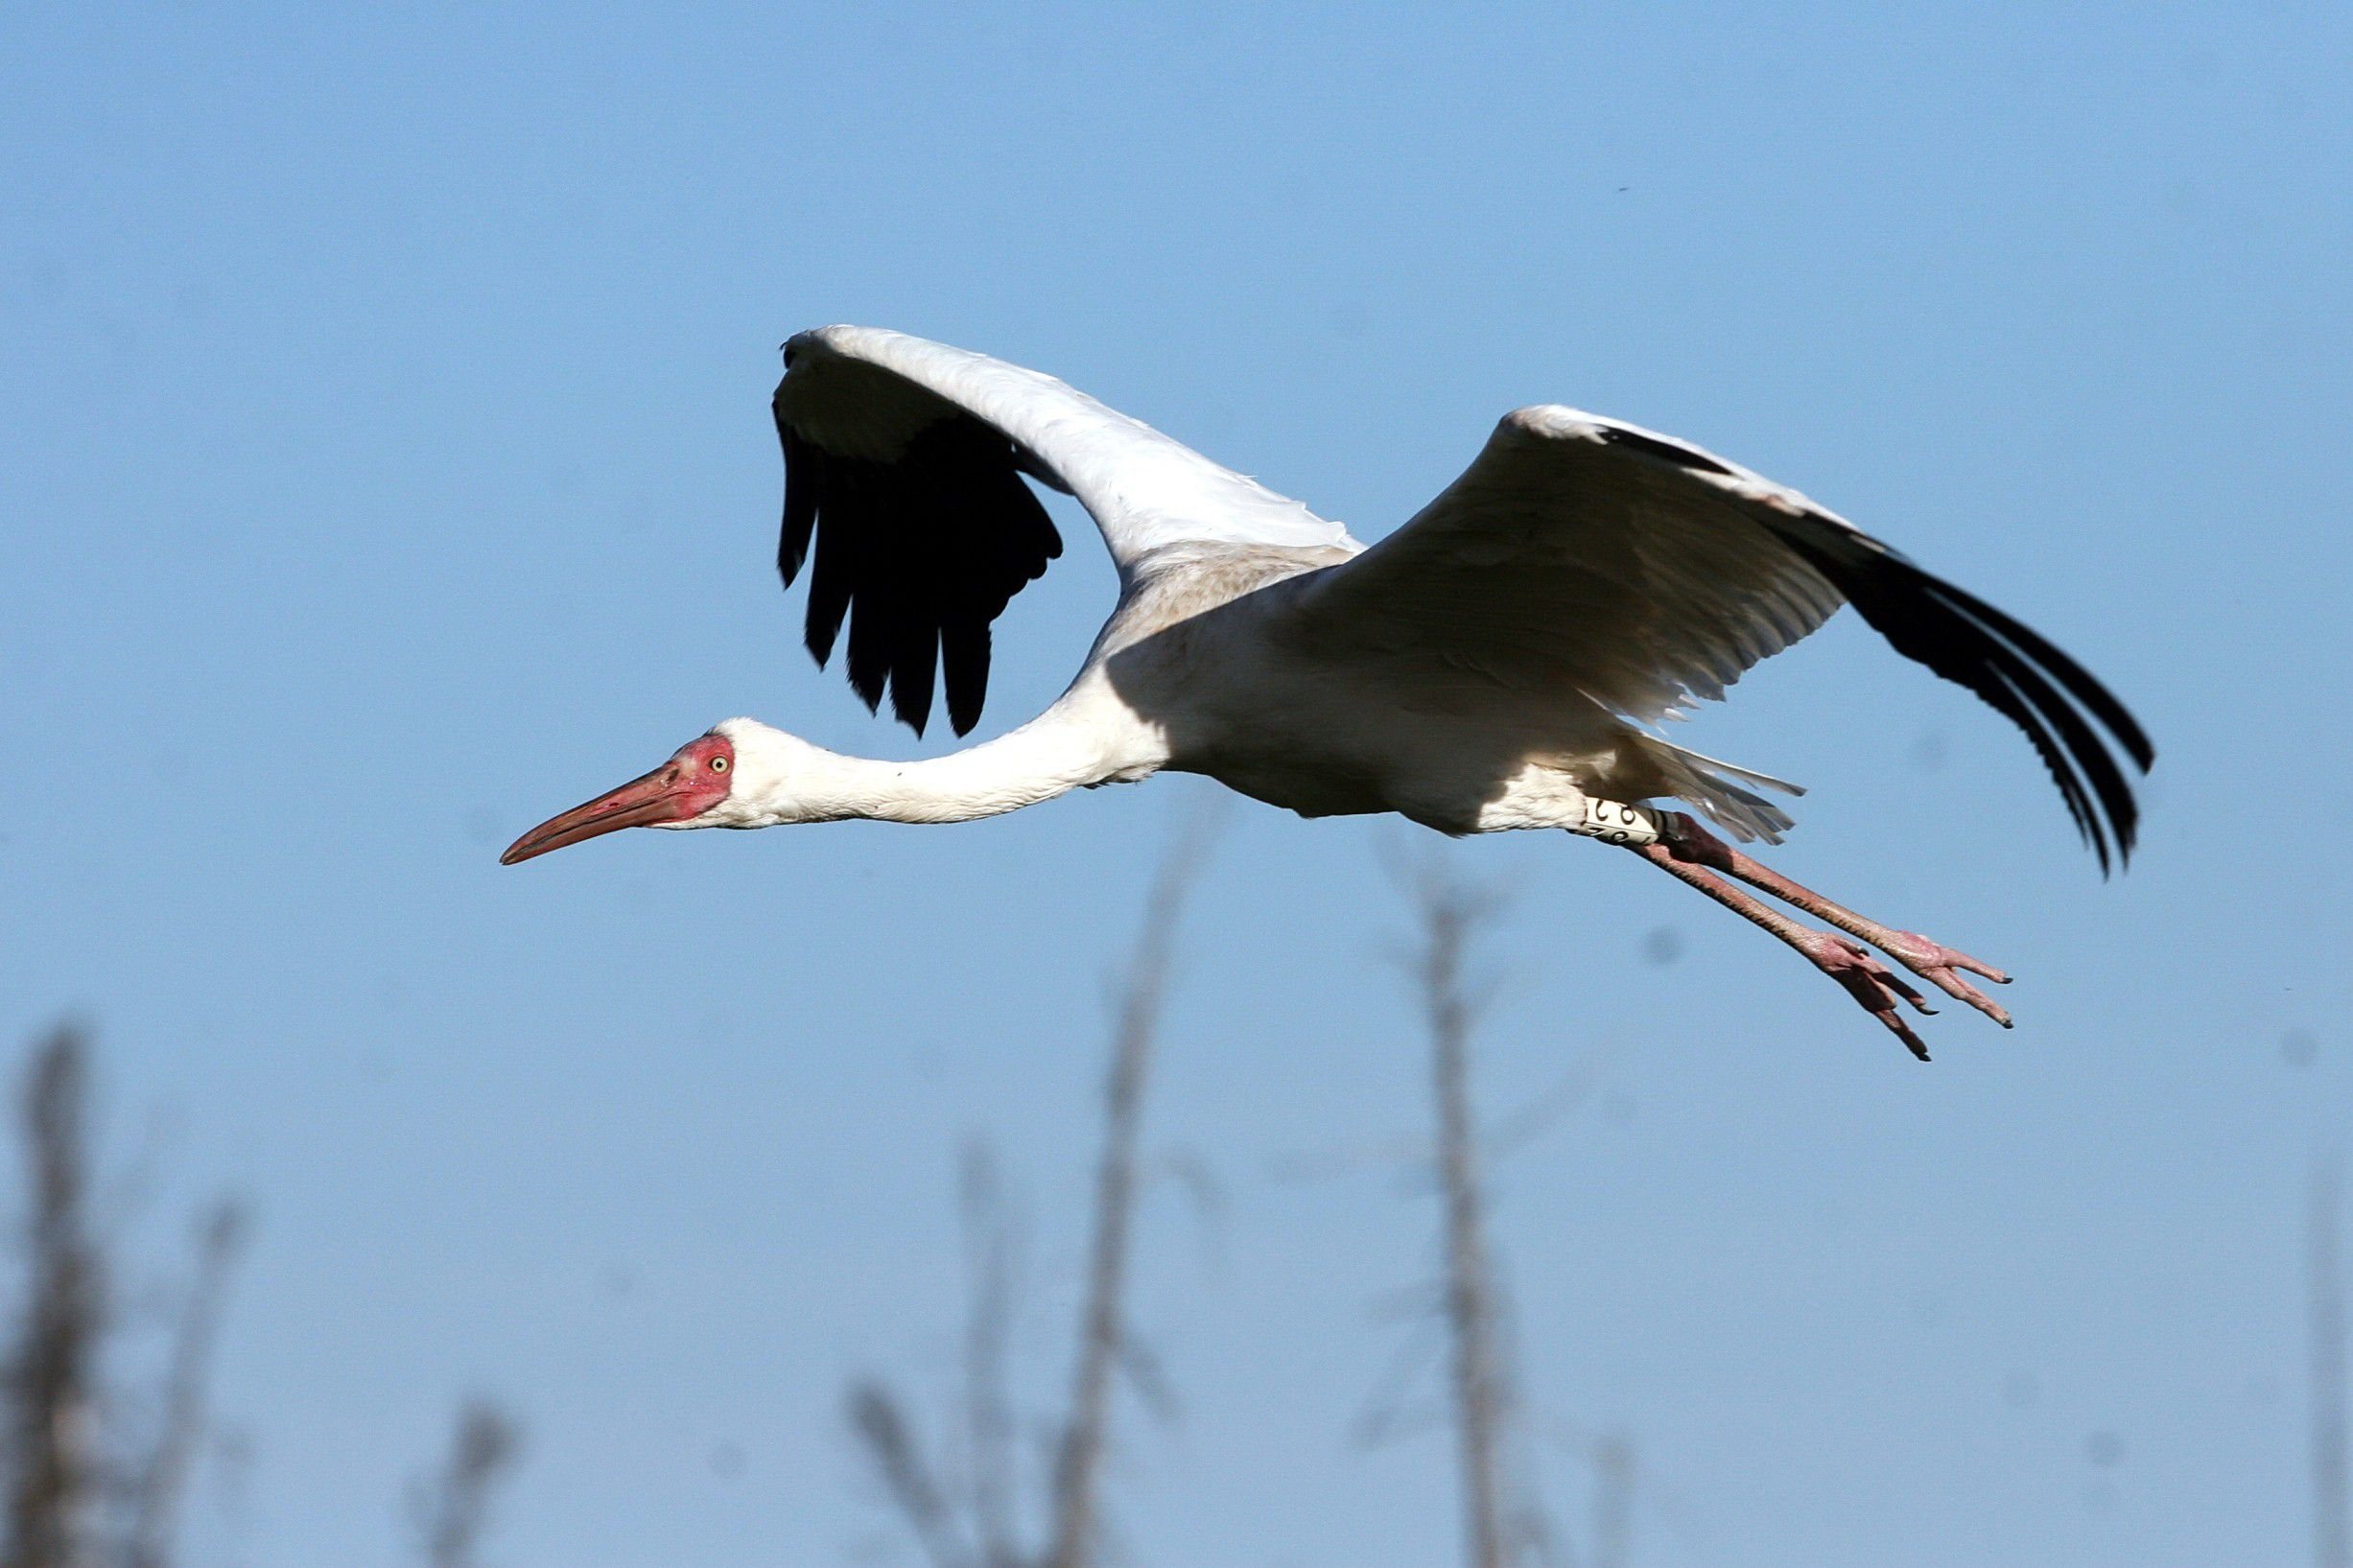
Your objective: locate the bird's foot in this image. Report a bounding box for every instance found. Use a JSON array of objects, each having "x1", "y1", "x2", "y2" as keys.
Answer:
[
  {"x1": 1791, "y1": 929, "x2": 1940, "y2": 1062},
  {"x1": 1657, "y1": 811, "x2": 2014, "y2": 1036},
  {"x1": 1862, "y1": 928, "x2": 2012, "y2": 1029}
]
